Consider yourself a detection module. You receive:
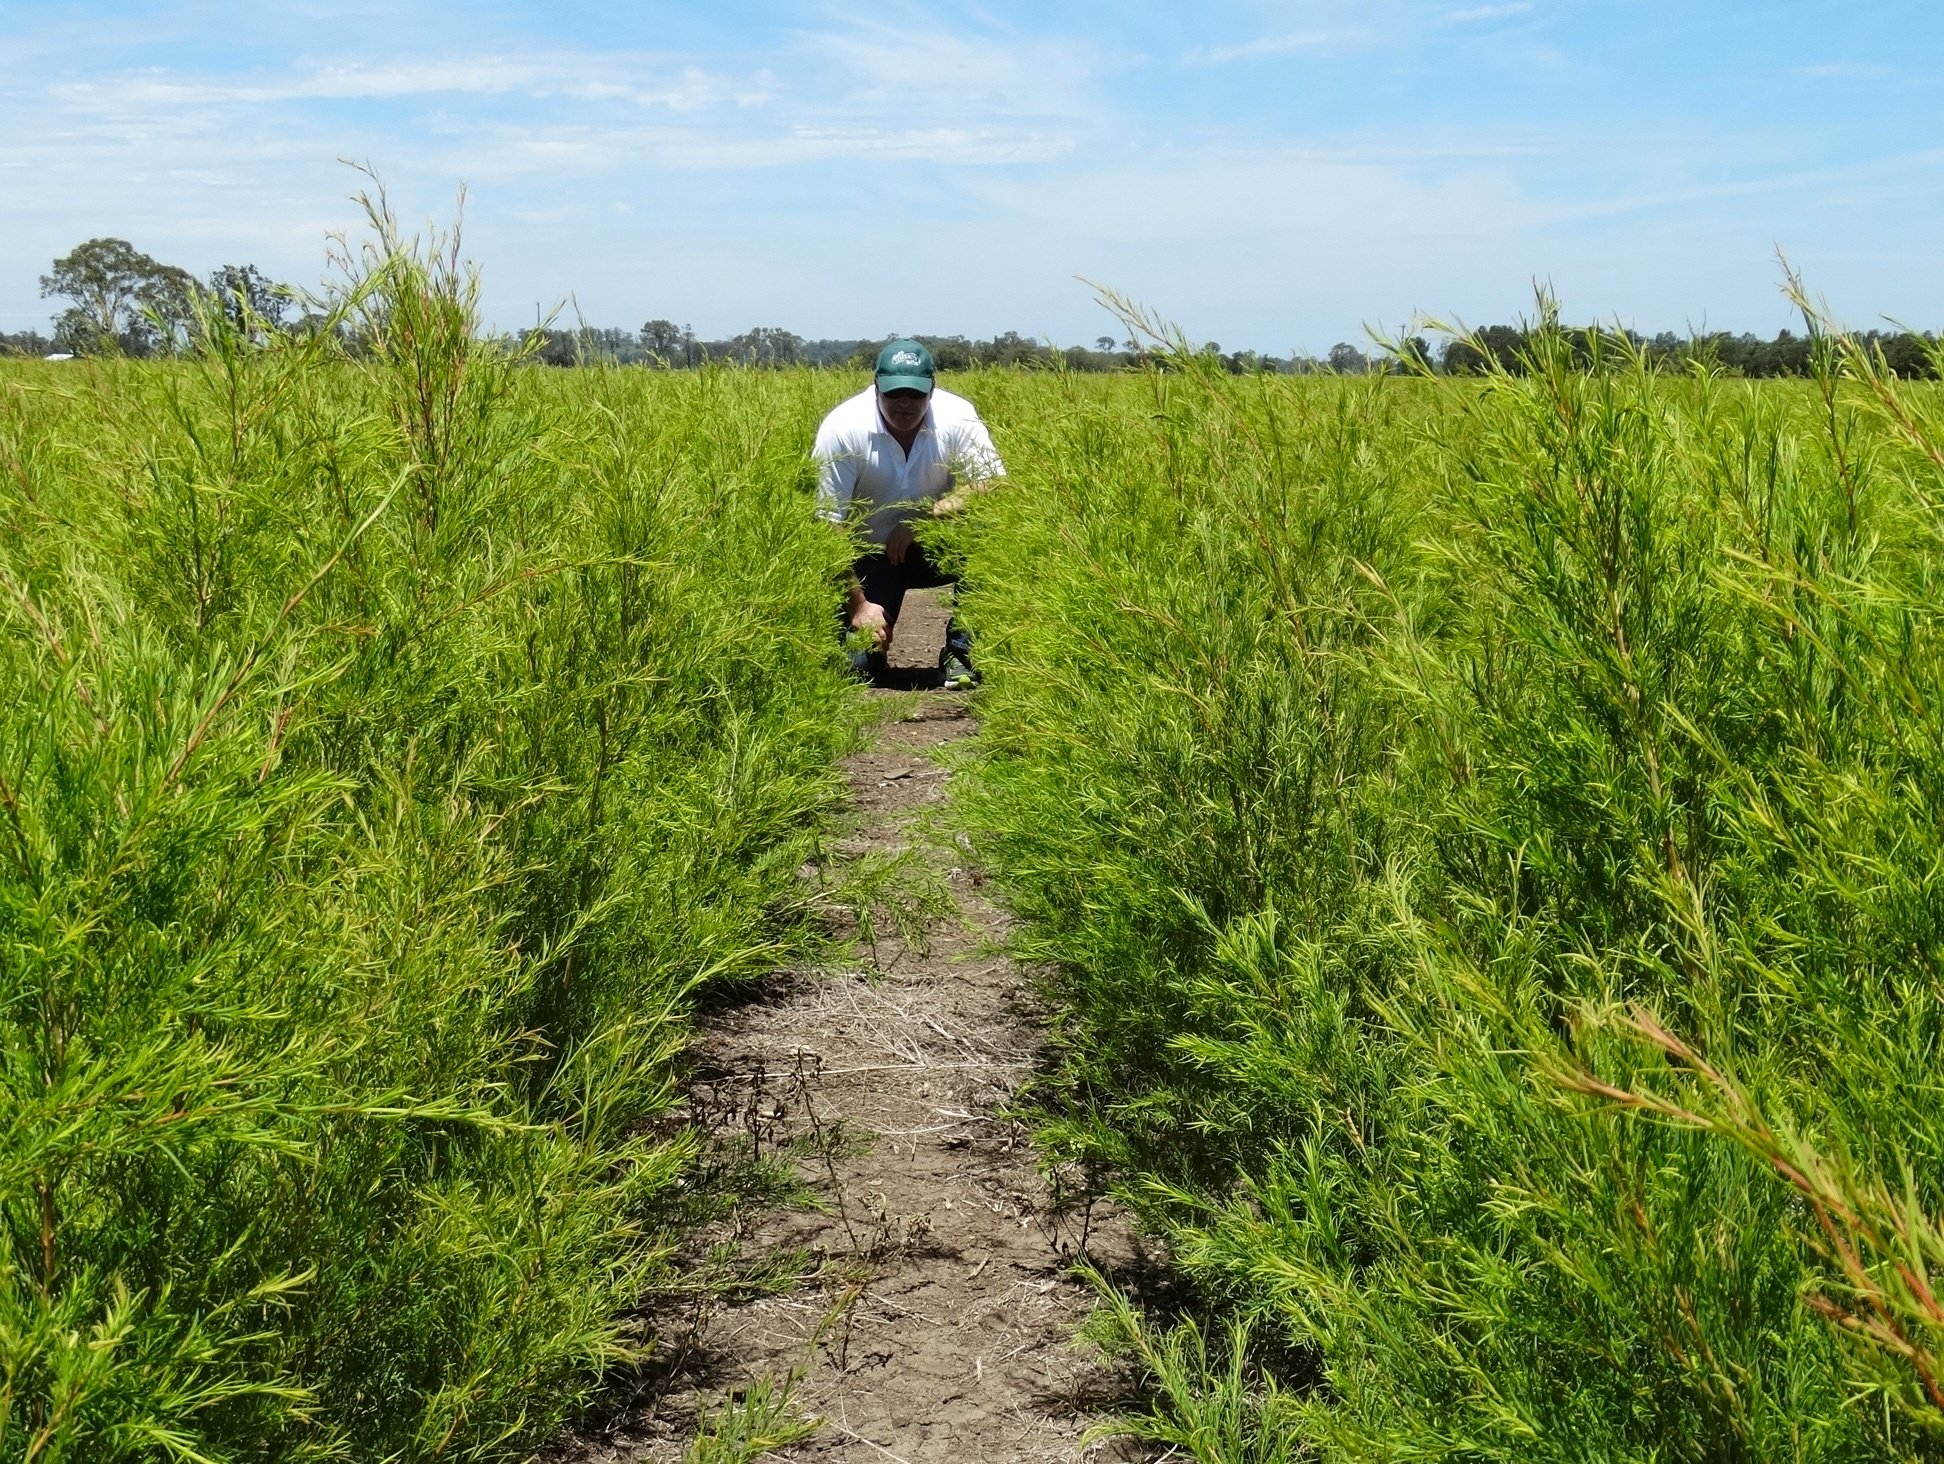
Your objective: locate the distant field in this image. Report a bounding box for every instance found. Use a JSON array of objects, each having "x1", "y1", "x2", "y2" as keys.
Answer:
[{"x1": 5, "y1": 290, "x2": 1944, "y2": 1461}]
